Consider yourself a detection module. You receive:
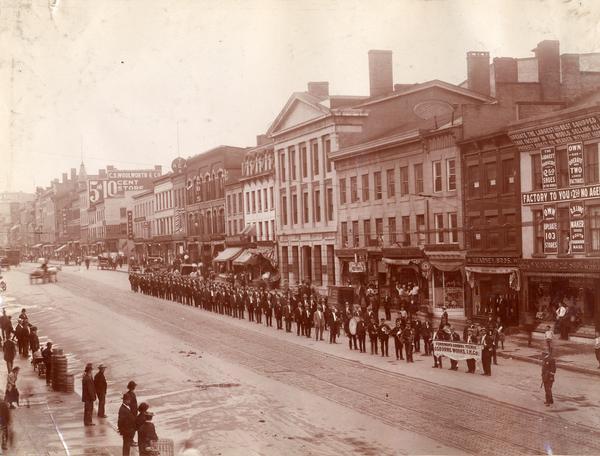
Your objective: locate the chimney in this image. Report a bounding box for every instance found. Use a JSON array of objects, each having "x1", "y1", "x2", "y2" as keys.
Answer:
[
  {"x1": 307, "y1": 82, "x2": 329, "y2": 99},
  {"x1": 466, "y1": 51, "x2": 491, "y2": 96},
  {"x1": 62, "y1": 173, "x2": 68, "y2": 183},
  {"x1": 493, "y1": 57, "x2": 518, "y2": 83},
  {"x1": 560, "y1": 54, "x2": 581, "y2": 100},
  {"x1": 368, "y1": 50, "x2": 393, "y2": 97},
  {"x1": 534, "y1": 40, "x2": 560, "y2": 100}
]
